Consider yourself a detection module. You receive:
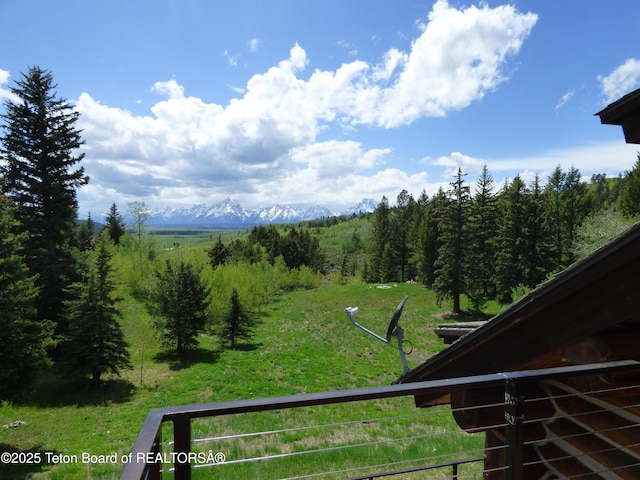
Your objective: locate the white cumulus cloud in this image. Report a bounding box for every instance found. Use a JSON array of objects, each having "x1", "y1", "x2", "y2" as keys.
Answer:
[
  {"x1": 599, "y1": 58, "x2": 640, "y2": 104},
  {"x1": 73, "y1": 1, "x2": 538, "y2": 214}
]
